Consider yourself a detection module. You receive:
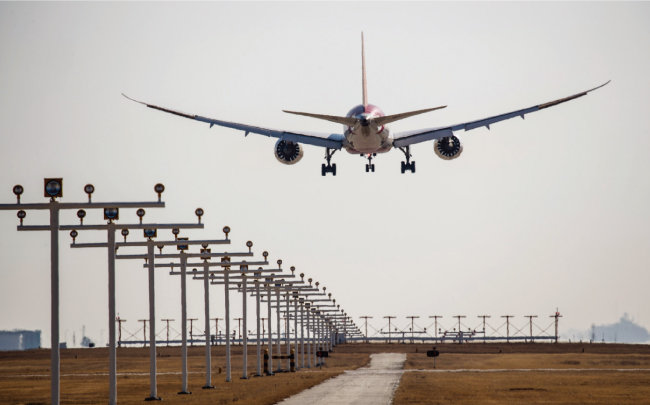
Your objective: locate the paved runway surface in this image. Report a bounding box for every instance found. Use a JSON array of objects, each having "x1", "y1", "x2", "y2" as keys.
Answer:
[{"x1": 276, "y1": 353, "x2": 406, "y2": 405}]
